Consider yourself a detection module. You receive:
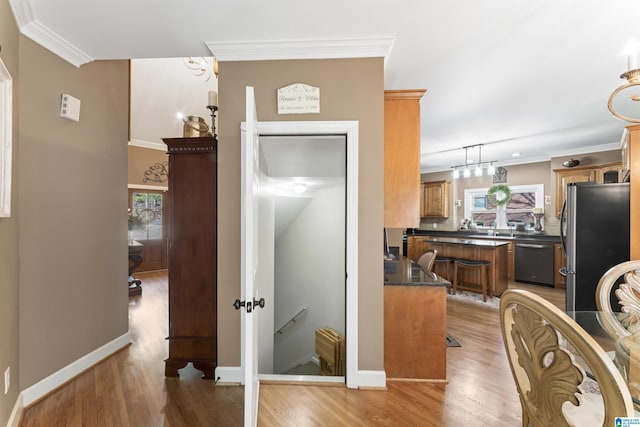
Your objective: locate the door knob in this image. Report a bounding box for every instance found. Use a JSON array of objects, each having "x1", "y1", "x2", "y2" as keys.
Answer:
[{"x1": 233, "y1": 298, "x2": 265, "y2": 312}]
